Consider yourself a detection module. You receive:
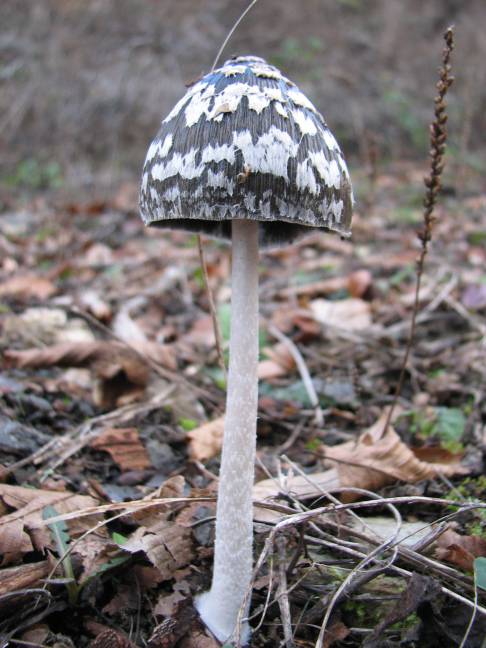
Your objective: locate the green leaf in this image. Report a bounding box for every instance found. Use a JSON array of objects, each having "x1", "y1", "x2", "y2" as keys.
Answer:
[
  {"x1": 435, "y1": 407, "x2": 466, "y2": 443},
  {"x1": 43, "y1": 505, "x2": 71, "y2": 560},
  {"x1": 260, "y1": 380, "x2": 312, "y2": 406},
  {"x1": 178, "y1": 417, "x2": 198, "y2": 431},
  {"x1": 205, "y1": 366, "x2": 226, "y2": 390},
  {"x1": 218, "y1": 303, "x2": 232, "y2": 343},
  {"x1": 79, "y1": 554, "x2": 131, "y2": 590},
  {"x1": 218, "y1": 303, "x2": 267, "y2": 356},
  {"x1": 43, "y1": 505, "x2": 78, "y2": 604},
  {"x1": 474, "y1": 557, "x2": 486, "y2": 591},
  {"x1": 111, "y1": 531, "x2": 129, "y2": 546}
]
